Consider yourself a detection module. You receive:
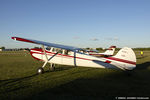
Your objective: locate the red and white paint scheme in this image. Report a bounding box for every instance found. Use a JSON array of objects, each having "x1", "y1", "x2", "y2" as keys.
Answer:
[
  {"x1": 11, "y1": 37, "x2": 136, "y2": 74},
  {"x1": 88, "y1": 46, "x2": 116, "y2": 57}
]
